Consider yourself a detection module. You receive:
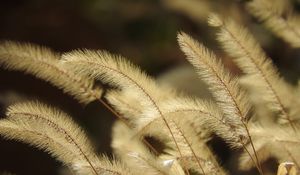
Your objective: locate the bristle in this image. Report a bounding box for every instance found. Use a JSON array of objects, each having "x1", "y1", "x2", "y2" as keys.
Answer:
[
  {"x1": 247, "y1": 0, "x2": 300, "y2": 48},
  {"x1": 208, "y1": 14, "x2": 223, "y2": 27},
  {"x1": 62, "y1": 49, "x2": 188, "y2": 171},
  {"x1": 0, "y1": 101, "x2": 127, "y2": 175},
  {"x1": 211, "y1": 17, "x2": 297, "y2": 127},
  {"x1": 165, "y1": 119, "x2": 225, "y2": 175},
  {"x1": 177, "y1": 32, "x2": 250, "y2": 147},
  {"x1": 112, "y1": 121, "x2": 171, "y2": 175},
  {"x1": 134, "y1": 97, "x2": 218, "y2": 144},
  {"x1": 239, "y1": 124, "x2": 300, "y2": 170},
  {"x1": 105, "y1": 90, "x2": 145, "y2": 126}
]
